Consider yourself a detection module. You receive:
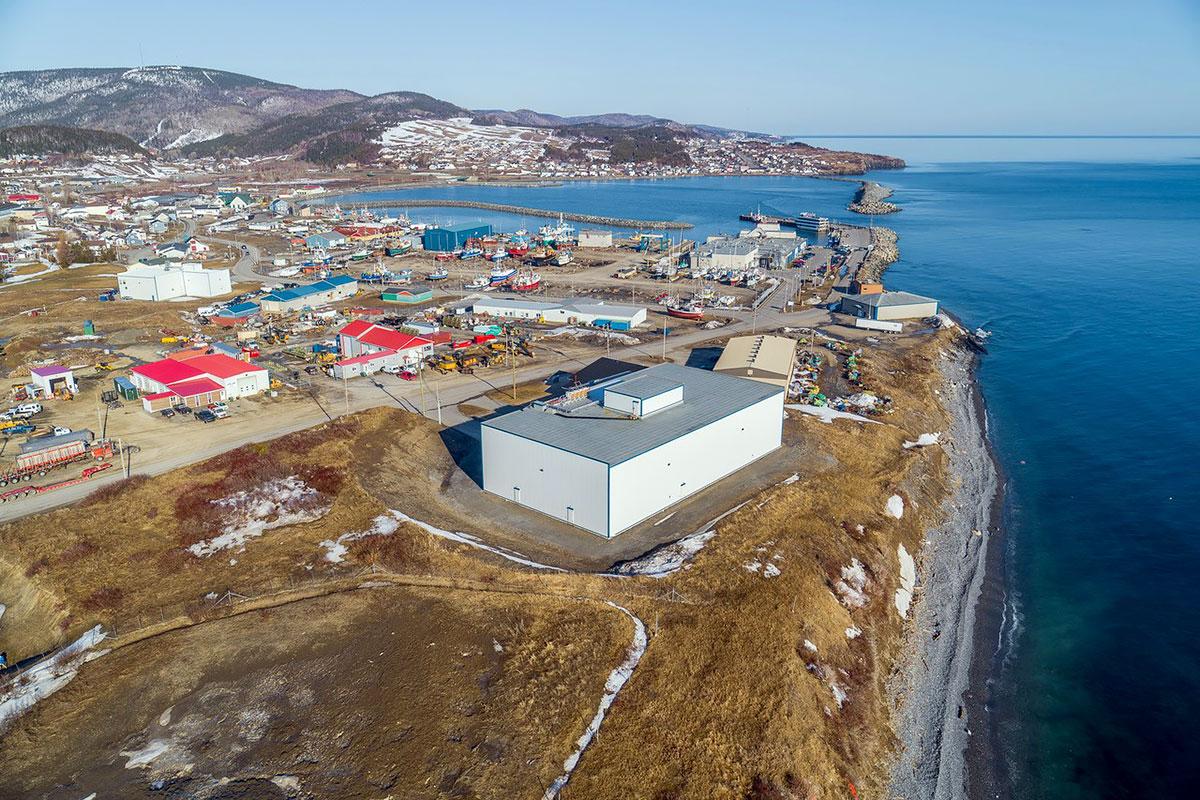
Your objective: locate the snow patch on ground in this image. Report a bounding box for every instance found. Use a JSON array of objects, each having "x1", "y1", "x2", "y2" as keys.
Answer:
[
  {"x1": 835, "y1": 559, "x2": 870, "y2": 608},
  {"x1": 846, "y1": 626, "x2": 862, "y2": 640},
  {"x1": 319, "y1": 513, "x2": 402, "y2": 563},
  {"x1": 187, "y1": 477, "x2": 330, "y2": 557},
  {"x1": 830, "y1": 680, "x2": 849, "y2": 708},
  {"x1": 0, "y1": 625, "x2": 106, "y2": 730},
  {"x1": 787, "y1": 403, "x2": 881, "y2": 425},
  {"x1": 545, "y1": 326, "x2": 640, "y2": 346},
  {"x1": 895, "y1": 543, "x2": 916, "y2": 619},
  {"x1": 885, "y1": 494, "x2": 905, "y2": 519},
  {"x1": 543, "y1": 602, "x2": 647, "y2": 800},
  {"x1": 610, "y1": 529, "x2": 714, "y2": 579},
  {"x1": 393, "y1": 509, "x2": 565, "y2": 572},
  {"x1": 903, "y1": 433, "x2": 942, "y2": 449},
  {"x1": 121, "y1": 738, "x2": 171, "y2": 769}
]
